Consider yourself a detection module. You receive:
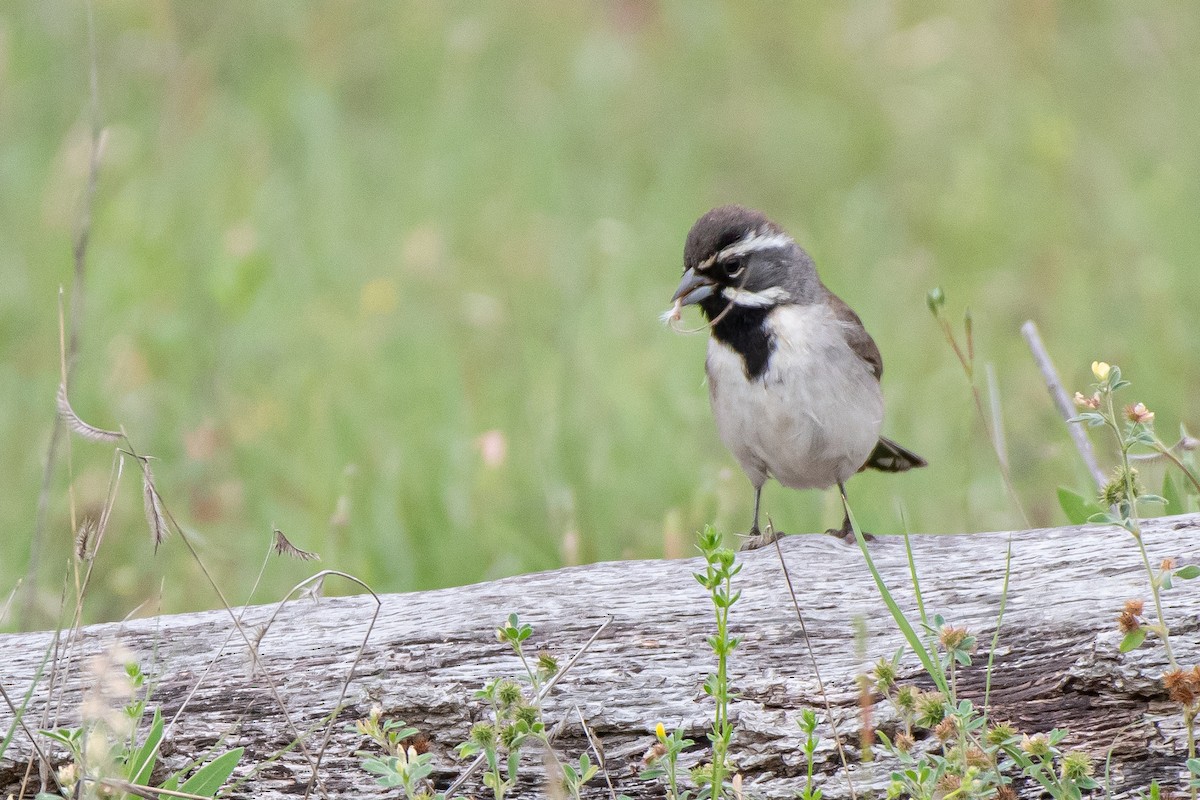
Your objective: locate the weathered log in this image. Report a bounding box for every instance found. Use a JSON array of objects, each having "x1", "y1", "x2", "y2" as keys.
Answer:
[{"x1": 3, "y1": 514, "x2": 1199, "y2": 798}]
